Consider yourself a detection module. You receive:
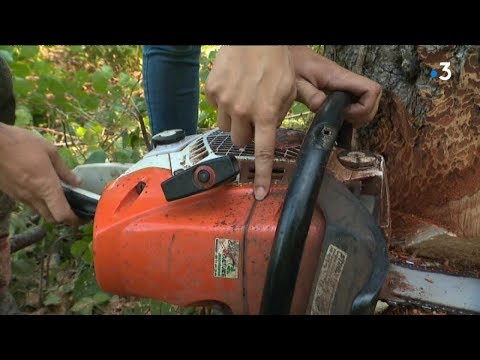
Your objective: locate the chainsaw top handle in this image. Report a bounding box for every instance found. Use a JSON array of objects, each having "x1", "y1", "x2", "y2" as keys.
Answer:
[{"x1": 259, "y1": 91, "x2": 353, "y2": 315}]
